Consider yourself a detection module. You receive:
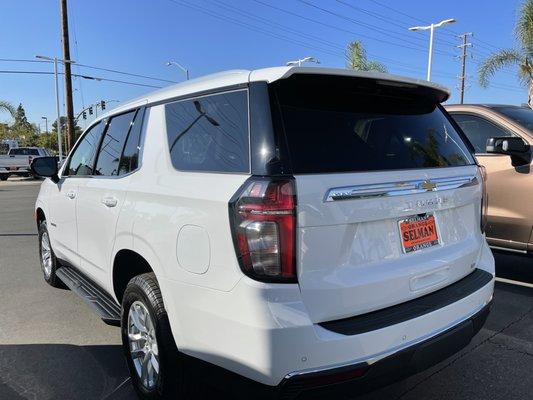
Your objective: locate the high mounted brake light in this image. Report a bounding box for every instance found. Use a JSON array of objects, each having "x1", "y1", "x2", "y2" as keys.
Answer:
[{"x1": 229, "y1": 177, "x2": 297, "y2": 283}]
